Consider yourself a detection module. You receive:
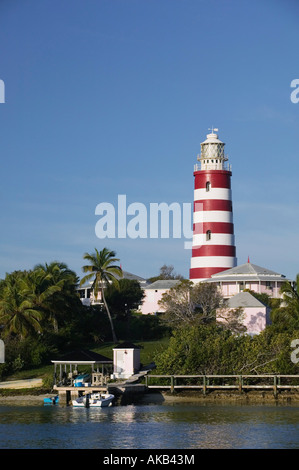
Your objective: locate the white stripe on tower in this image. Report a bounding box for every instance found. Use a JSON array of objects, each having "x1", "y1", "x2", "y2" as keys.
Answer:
[
  {"x1": 194, "y1": 188, "x2": 232, "y2": 200},
  {"x1": 189, "y1": 129, "x2": 237, "y2": 283},
  {"x1": 193, "y1": 211, "x2": 233, "y2": 223}
]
